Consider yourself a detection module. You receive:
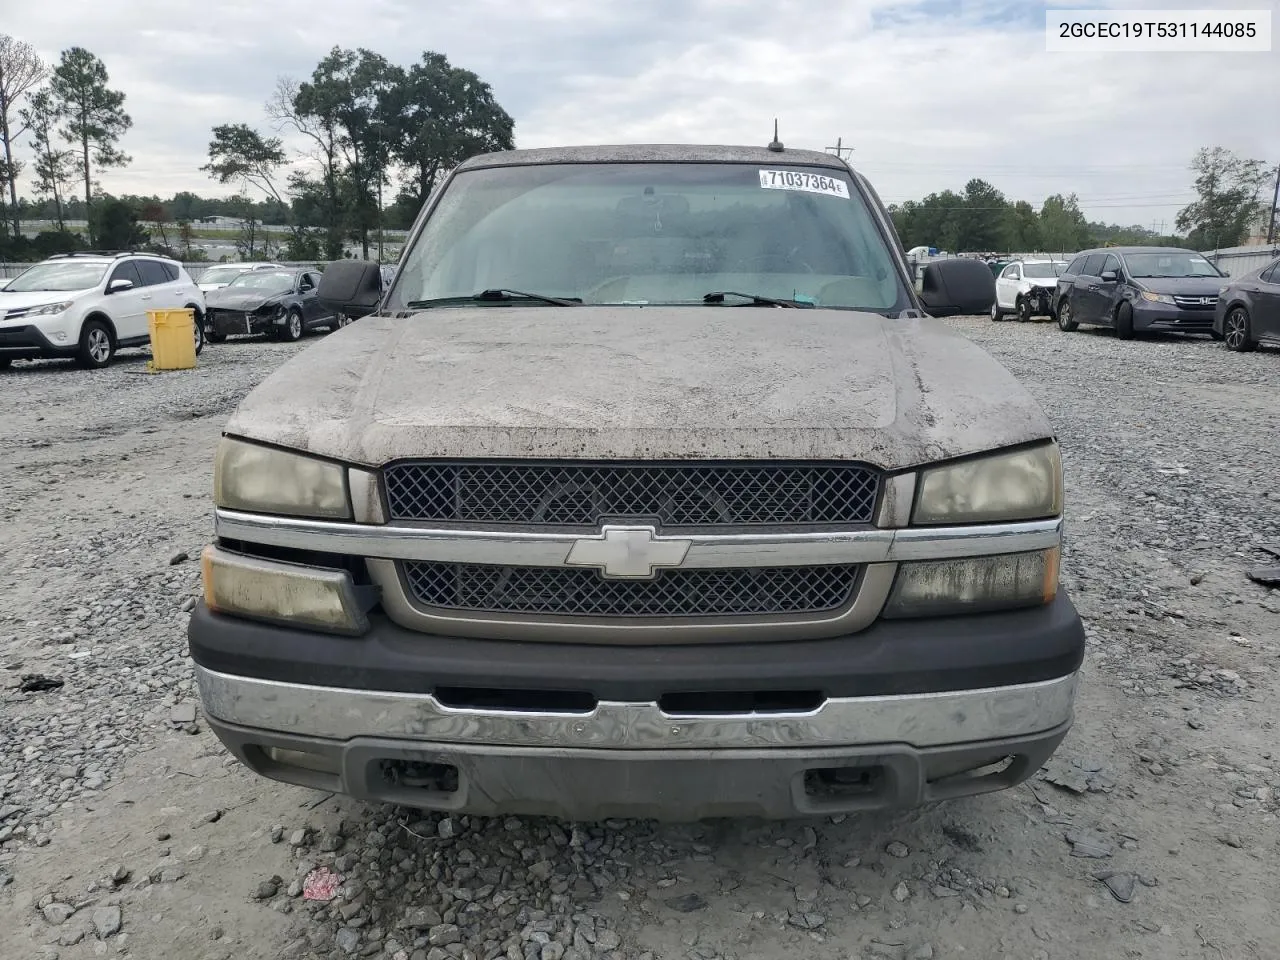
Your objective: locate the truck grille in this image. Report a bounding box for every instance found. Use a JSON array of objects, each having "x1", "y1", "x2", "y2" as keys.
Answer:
[
  {"x1": 383, "y1": 461, "x2": 880, "y2": 528},
  {"x1": 402, "y1": 562, "x2": 861, "y2": 618}
]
